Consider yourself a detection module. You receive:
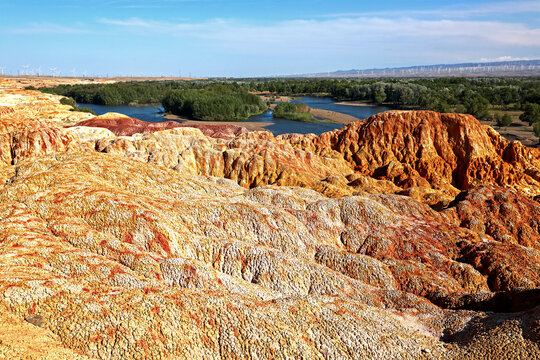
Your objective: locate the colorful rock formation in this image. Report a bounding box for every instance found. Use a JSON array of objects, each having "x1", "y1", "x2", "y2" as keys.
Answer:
[
  {"x1": 0, "y1": 80, "x2": 539, "y2": 359},
  {"x1": 74, "y1": 113, "x2": 249, "y2": 139},
  {"x1": 444, "y1": 185, "x2": 540, "y2": 249},
  {"x1": 73, "y1": 110, "x2": 539, "y2": 203},
  {"x1": 288, "y1": 110, "x2": 540, "y2": 201}
]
